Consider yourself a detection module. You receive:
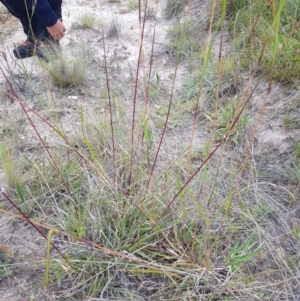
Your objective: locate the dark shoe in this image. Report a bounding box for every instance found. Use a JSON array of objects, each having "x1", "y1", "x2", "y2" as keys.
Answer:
[
  {"x1": 13, "y1": 38, "x2": 60, "y2": 61},
  {"x1": 13, "y1": 39, "x2": 37, "y2": 59}
]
